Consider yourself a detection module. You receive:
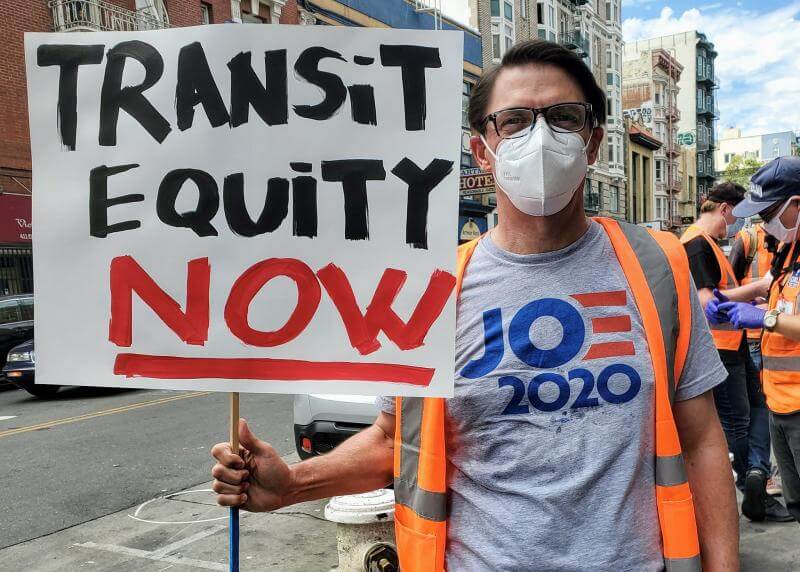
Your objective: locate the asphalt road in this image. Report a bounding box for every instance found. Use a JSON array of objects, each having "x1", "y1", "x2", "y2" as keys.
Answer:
[{"x1": 0, "y1": 384, "x2": 296, "y2": 550}]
